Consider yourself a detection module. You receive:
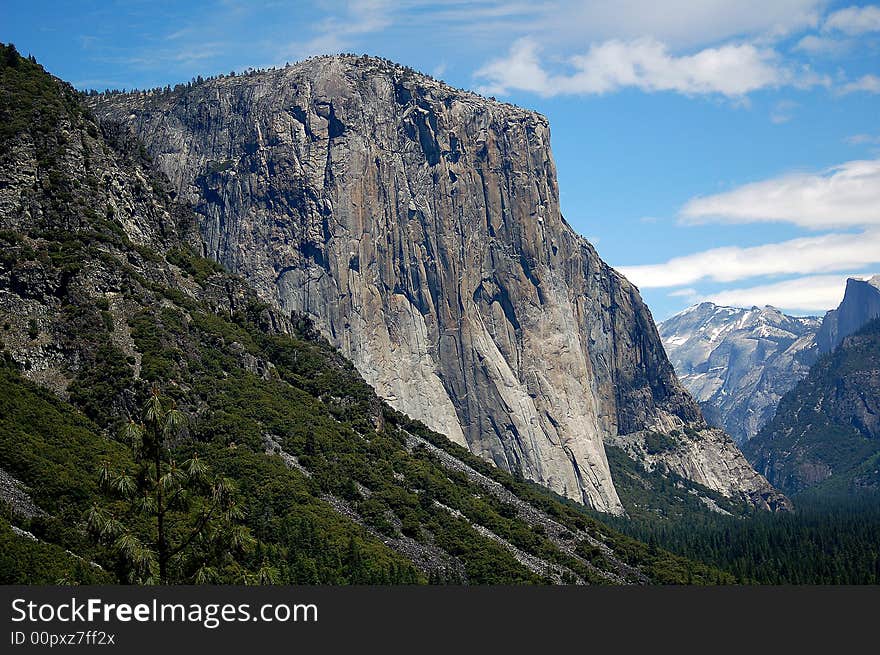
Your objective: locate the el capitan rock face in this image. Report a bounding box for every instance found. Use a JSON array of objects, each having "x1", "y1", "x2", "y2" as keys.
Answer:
[{"x1": 90, "y1": 55, "x2": 784, "y2": 513}]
